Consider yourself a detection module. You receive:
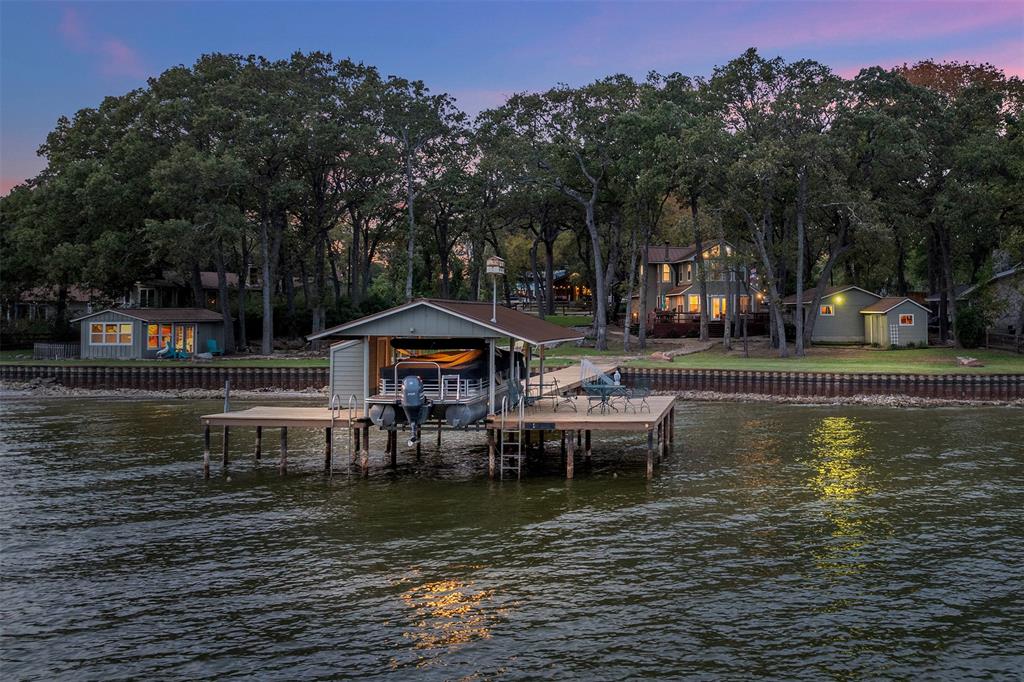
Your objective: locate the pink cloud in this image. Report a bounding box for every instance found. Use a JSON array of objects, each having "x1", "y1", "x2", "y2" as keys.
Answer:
[
  {"x1": 56, "y1": 8, "x2": 147, "y2": 79},
  {"x1": 448, "y1": 88, "x2": 515, "y2": 116}
]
